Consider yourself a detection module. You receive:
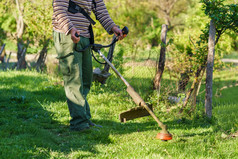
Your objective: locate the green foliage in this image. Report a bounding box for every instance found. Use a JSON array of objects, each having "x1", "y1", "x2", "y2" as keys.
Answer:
[
  {"x1": 0, "y1": 1, "x2": 15, "y2": 43},
  {"x1": 143, "y1": 18, "x2": 162, "y2": 47},
  {"x1": 201, "y1": 0, "x2": 238, "y2": 38},
  {"x1": 112, "y1": 45, "x2": 125, "y2": 73},
  {"x1": 0, "y1": 0, "x2": 53, "y2": 53},
  {"x1": 0, "y1": 15, "x2": 16, "y2": 34},
  {"x1": 0, "y1": 0, "x2": 19, "y2": 40},
  {"x1": 168, "y1": 0, "x2": 237, "y2": 81},
  {"x1": 23, "y1": 1, "x2": 53, "y2": 46},
  {"x1": 94, "y1": 0, "x2": 160, "y2": 48},
  {"x1": 0, "y1": 0, "x2": 237, "y2": 56}
]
